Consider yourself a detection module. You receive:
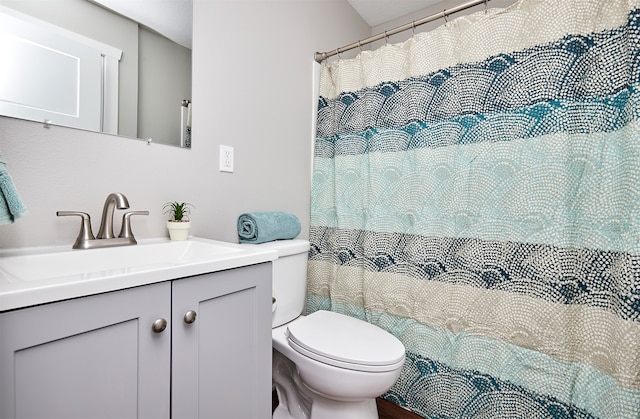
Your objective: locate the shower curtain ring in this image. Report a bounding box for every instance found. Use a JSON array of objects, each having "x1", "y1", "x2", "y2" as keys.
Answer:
[
  {"x1": 357, "y1": 40, "x2": 363, "y2": 52},
  {"x1": 484, "y1": 0, "x2": 488, "y2": 14},
  {"x1": 443, "y1": 10, "x2": 448, "y2": 24},
  {"x1": 384, "y1": 30, "x2": 389, "y2": 44}
]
